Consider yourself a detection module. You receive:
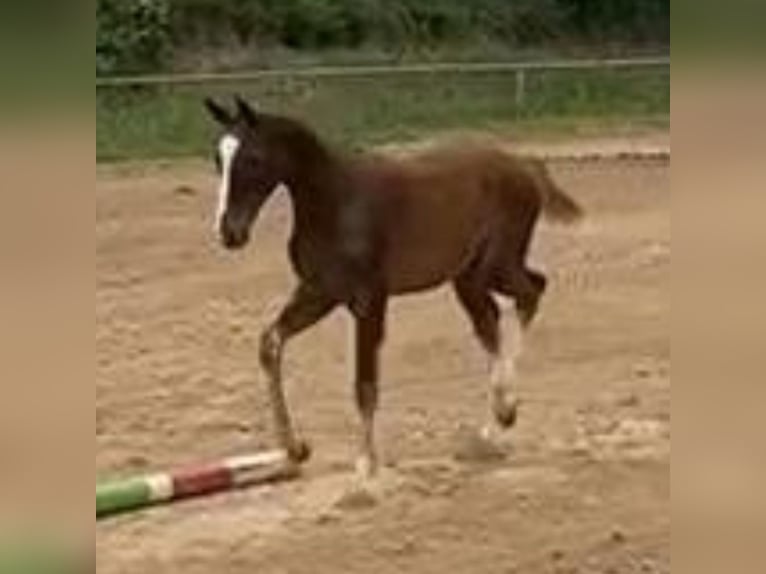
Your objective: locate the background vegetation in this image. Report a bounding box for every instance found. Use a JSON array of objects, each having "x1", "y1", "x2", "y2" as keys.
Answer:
[
  {"x1": 97, "y1": 66, "x2": 669, "y2": 161},
  {"x1": 97, "y1": 0, "x2": 669, "y2": 75},
  {"x1": 96, "y1": 0, "x2": 670, "y2": 161}
]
